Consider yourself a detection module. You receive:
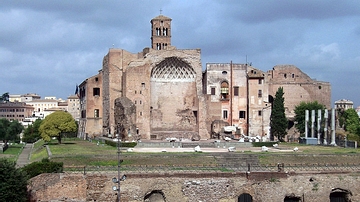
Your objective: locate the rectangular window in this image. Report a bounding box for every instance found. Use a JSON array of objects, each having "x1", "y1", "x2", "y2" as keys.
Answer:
[
  {"x1": 258, "y1": 79, "x2": 262, "y2": 84},
  {"x1": 258, "y1": 90, "x2": 262, "y2": 98},
  {"x1": 94, "y1": 109, "x2": 99, "y2": 118},
  {"x1": 81, "y1": 110, "x2": 86, "y2": 118},
  {"x1": 258, "y1": 110, "x2": 262, "y2": 116},
  {"x1": 223, "y1": 110, "x2": 228, "y2": 119},
  {"x1": 233, "y1": 86, "x2": 239, "y2": 96},
  {"x1": 141, "y1": 83, "x2": 145, "y2": 87},
  {"x1": 211, "y1": 87, "x2": 215, "y2": 95},
  {"x1": 239, "y1": 111, "x2": 246, "y2": 119},
  {"x1": 93, "y1": 88, "x2": 100, "y2": 96}
]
